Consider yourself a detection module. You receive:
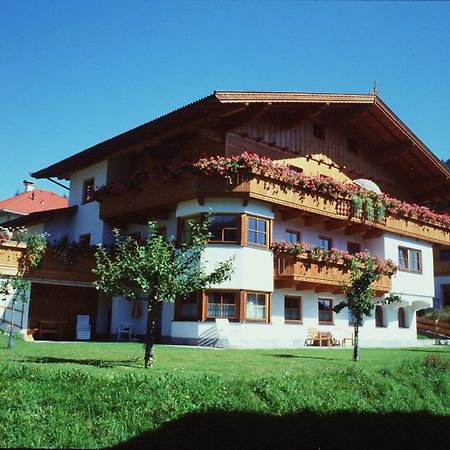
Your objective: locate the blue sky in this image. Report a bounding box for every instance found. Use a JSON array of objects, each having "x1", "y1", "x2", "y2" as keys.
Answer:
[{"x1": 1, "y1": 1, "x2": 450, "y2": 200}]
